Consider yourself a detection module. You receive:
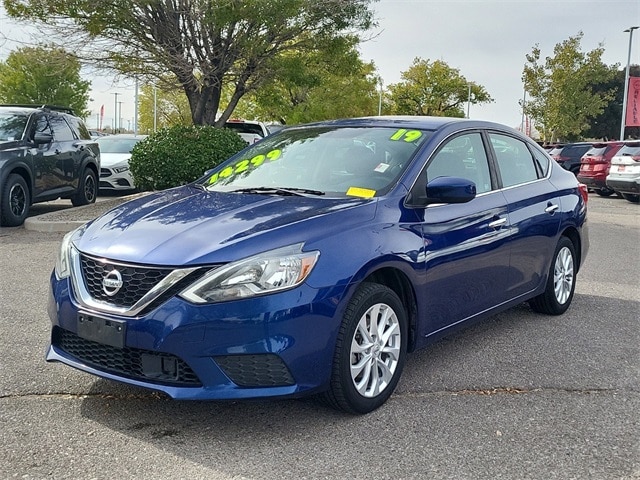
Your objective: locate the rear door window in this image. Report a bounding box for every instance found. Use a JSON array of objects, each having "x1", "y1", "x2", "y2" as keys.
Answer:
[
  {"x1": 489, "y1": 133, "x2": 539, "y2": 188},
  {"x1": 49, "y1": 115, "x2": 75, "y2": 142}
]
